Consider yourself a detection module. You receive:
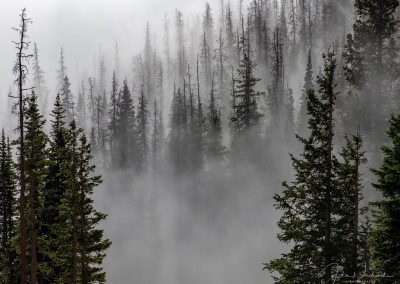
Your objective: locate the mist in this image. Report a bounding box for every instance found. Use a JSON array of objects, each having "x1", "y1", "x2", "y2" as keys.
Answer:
[{"x1": 0, "y1": 0, "x2": 393, "y2": 283}]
